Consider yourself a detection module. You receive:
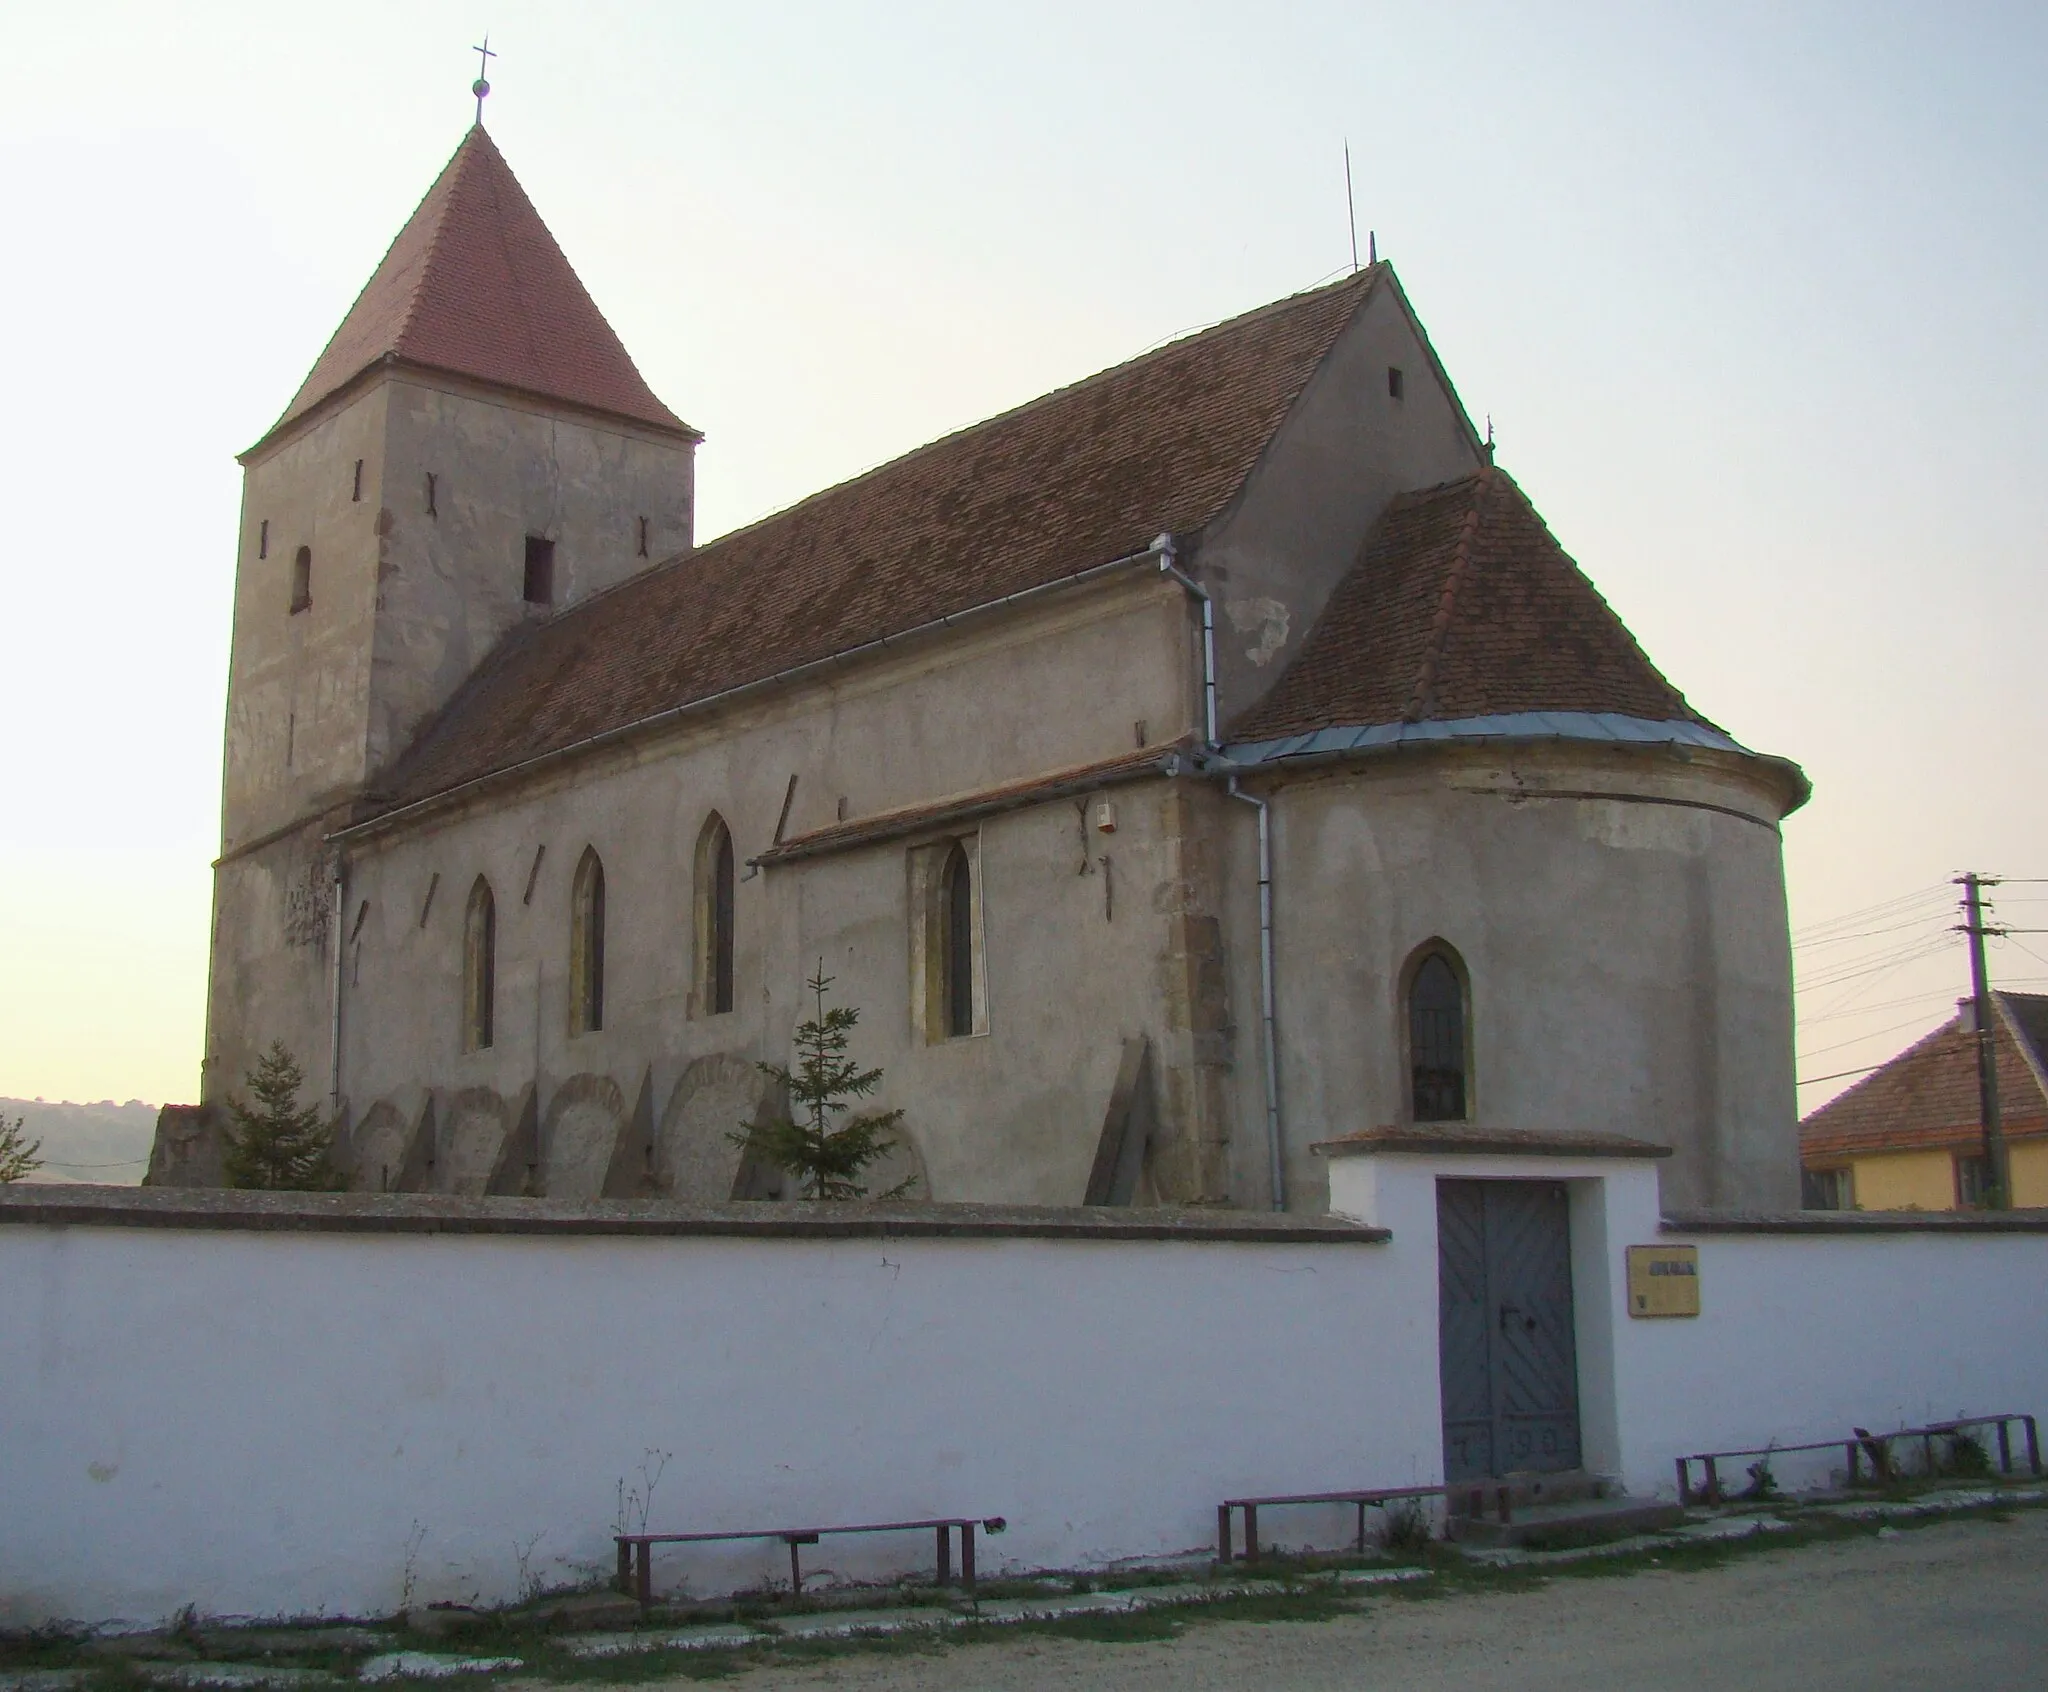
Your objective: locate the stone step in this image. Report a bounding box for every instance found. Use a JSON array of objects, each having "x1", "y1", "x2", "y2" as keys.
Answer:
[
  {"x1": 1458, "y1": 1499, "x2": 1679, "y2": 1548},
  {"x1": 1451, "y1": 1494, "x2": 1685, "y2": 1549},
  {"x1": 1447, "y1": 1468, "x2": 1613, "y2": 1516}
]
